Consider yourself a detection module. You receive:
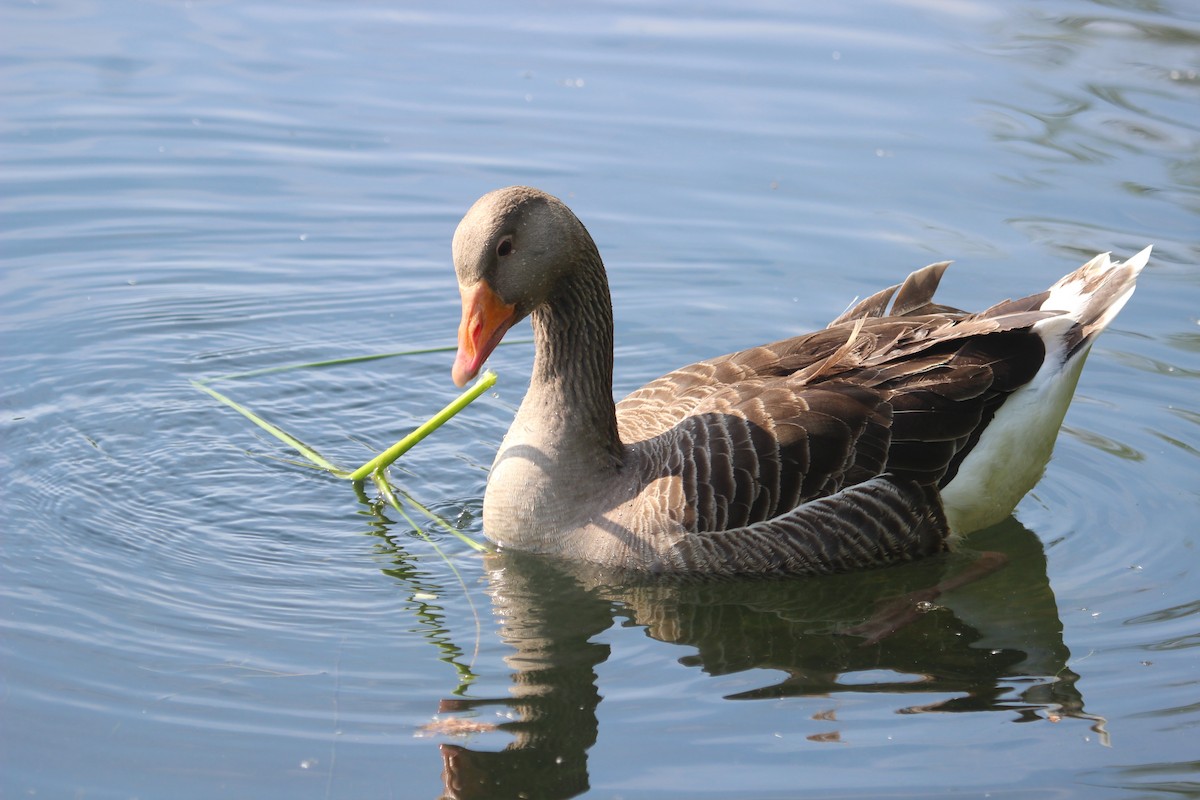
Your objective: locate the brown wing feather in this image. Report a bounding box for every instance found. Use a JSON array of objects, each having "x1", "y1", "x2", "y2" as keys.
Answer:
[
  {"x1": 826, "y1": 260, "x2": 952, "y2": 326},
  {"x1": 891, "y1": 261, "x2": 952, "y2": 316},
  {"x1": 616, "y1": 262, "x2": 1055, "y2": 546}
]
